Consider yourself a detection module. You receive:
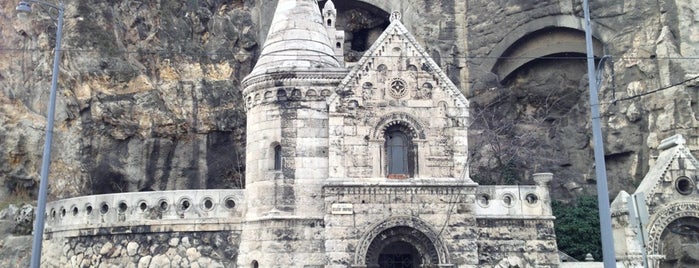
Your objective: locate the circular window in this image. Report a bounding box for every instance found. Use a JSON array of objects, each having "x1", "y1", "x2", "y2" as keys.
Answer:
[
  {"x1": 138, "y1": 201, "x2": 148, "y2": 212},
  {"x1": 100, "y1": 202, "x2": 110, "y2": 215},
  {"x1": 478, "y1": 194, "x2": 490, "y2": 207},
  {"x1": 202, "y1": 197, "x2": 215, "y2": 211},
  {"x1": 179, "y1": 197, "x2": 192, "y2": 211},
  {"x1": 118, "y1": 201, "x2": 128, "y2": 213},
  {"x1": 224, "y1": 197, "x2": 236, "y2": 210},
  {"x1": 60, "y1": 207, "x2": 66, "y2": 218},
  {"x1": 158, "y1": 199, "x2": 169, "y2": 212},
  {"x1": 85, "y1": 204, "x2": 93, "y2": 215},
  {"x1": 388, "y1": 78, "x2": 408, "y2": 99},
  {"x1": 675, "y1": 176, "x2": 695, "y2": 195},
  {"x1": 525, "y1": 193, "x2": 539, "y2": 205},
  {"x1": 502, "y1": 194, "x2": 515, "y2": 207},
  {"x1": 71, "y1": 206, "x2": 79, "y2": 216}
]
